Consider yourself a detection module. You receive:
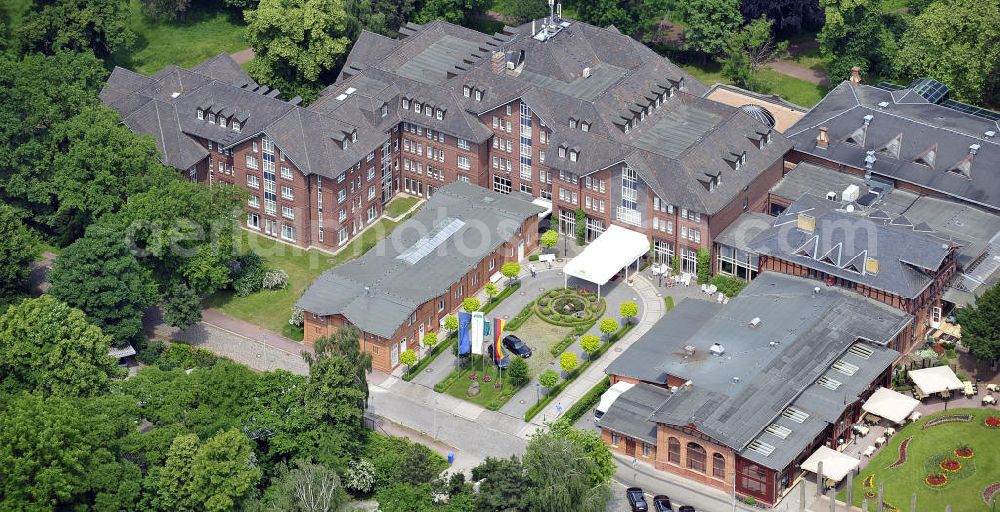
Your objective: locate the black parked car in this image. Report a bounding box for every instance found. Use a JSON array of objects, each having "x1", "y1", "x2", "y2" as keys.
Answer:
[
  {"x1": 502, "y1": 334, "x2": 532, "y2": 358},
  {"x1": 626, "y1": 487, "x2": 648, "y2": 512},
  {"x1": 652, "y1": 495, "x2": 672, "y2": 512},
  {"x1": 677, "y1": 506, "x2": 696, "y2": 512}
]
